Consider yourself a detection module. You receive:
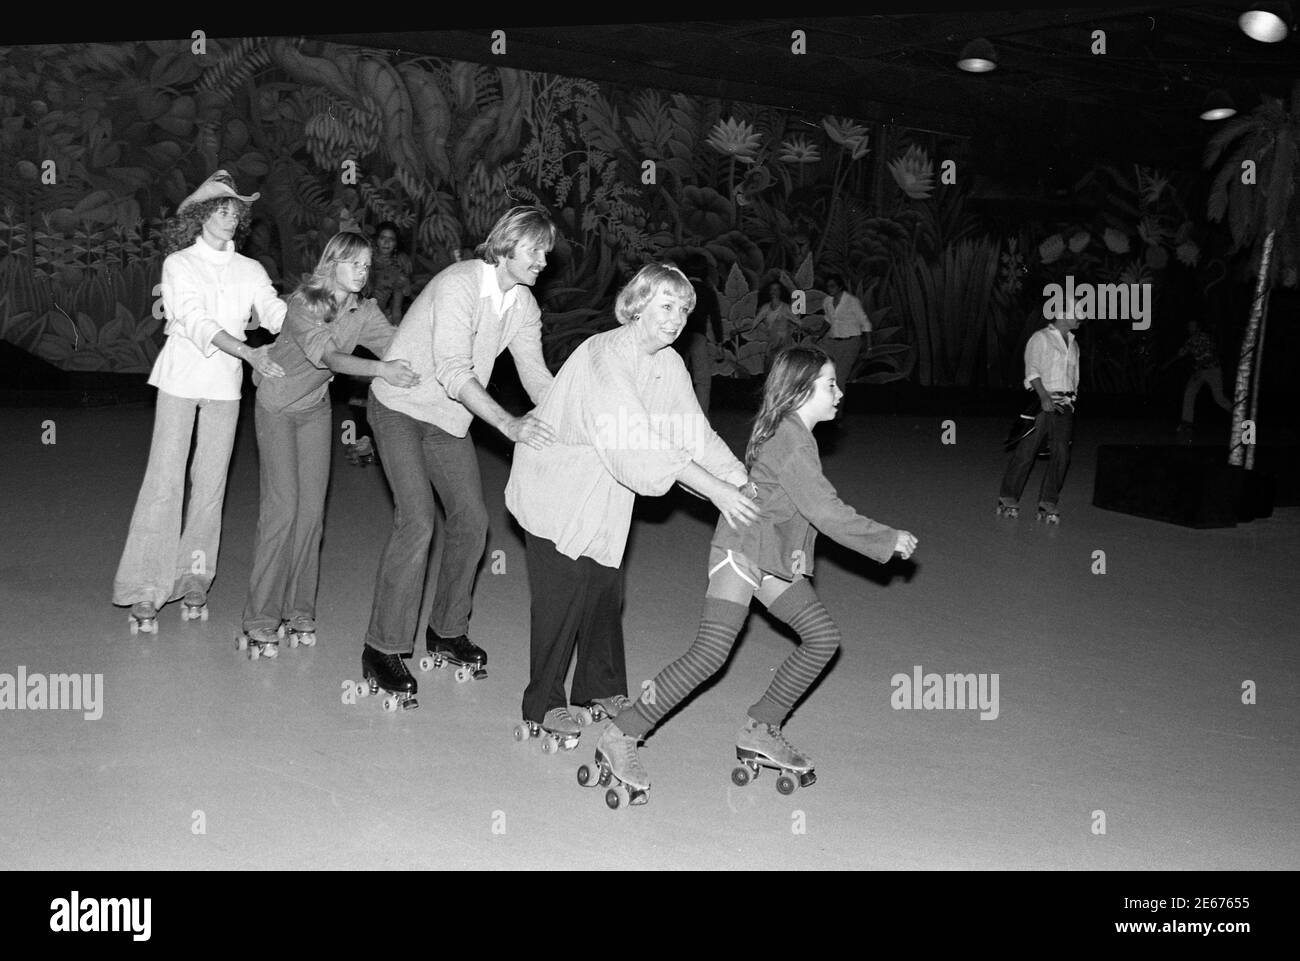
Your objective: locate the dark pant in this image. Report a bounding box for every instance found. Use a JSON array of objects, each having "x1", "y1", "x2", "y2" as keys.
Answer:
[
  {"x1": 999, "y1": 408, "x2": 1074, "y2": 511},
  {"x1": 521, "y1": 532, "x2": 626, "y2": 723},
  {"x1": 364, "y1": 394, "x2": 488, "y2": 655}
]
